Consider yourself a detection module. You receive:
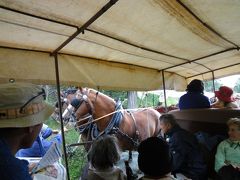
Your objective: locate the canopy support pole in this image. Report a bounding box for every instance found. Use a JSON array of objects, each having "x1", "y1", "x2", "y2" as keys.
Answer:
[
  {"x1": 54, "y1": 54, "x2": 70, "y2": 180},
  {"x1": 162, "y1": 71, "x2": 168, "y2": 112},
  {"x1": 212, "y1": 71, "x2": 216, "y2": 92}
]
